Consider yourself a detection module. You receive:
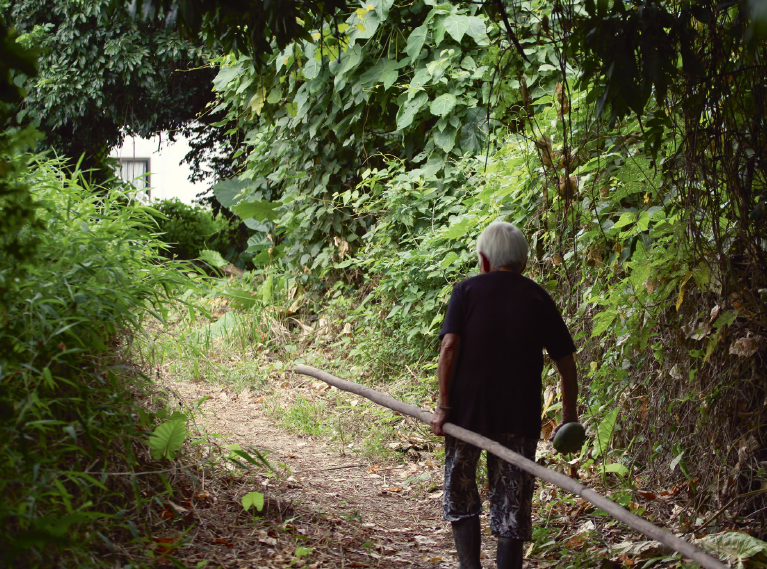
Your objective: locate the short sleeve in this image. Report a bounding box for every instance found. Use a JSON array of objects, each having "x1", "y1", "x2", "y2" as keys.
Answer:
[
  {"x1": 439, "y1": 284, "x2": 465, "y2": 340},
  {"x1": 540, "y1": 291, "x2": 576, "y2": 360}
]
